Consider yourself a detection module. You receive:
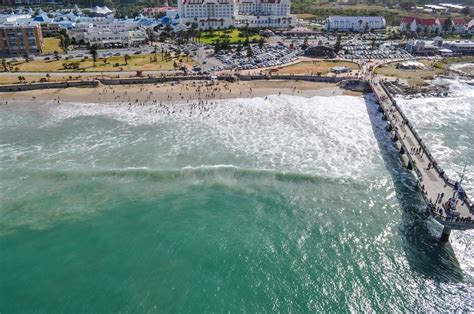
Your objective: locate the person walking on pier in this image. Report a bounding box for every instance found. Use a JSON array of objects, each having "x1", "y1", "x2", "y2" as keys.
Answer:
[{"x1": 438, "y1": 192, "x2": 444, "y2": 204}]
